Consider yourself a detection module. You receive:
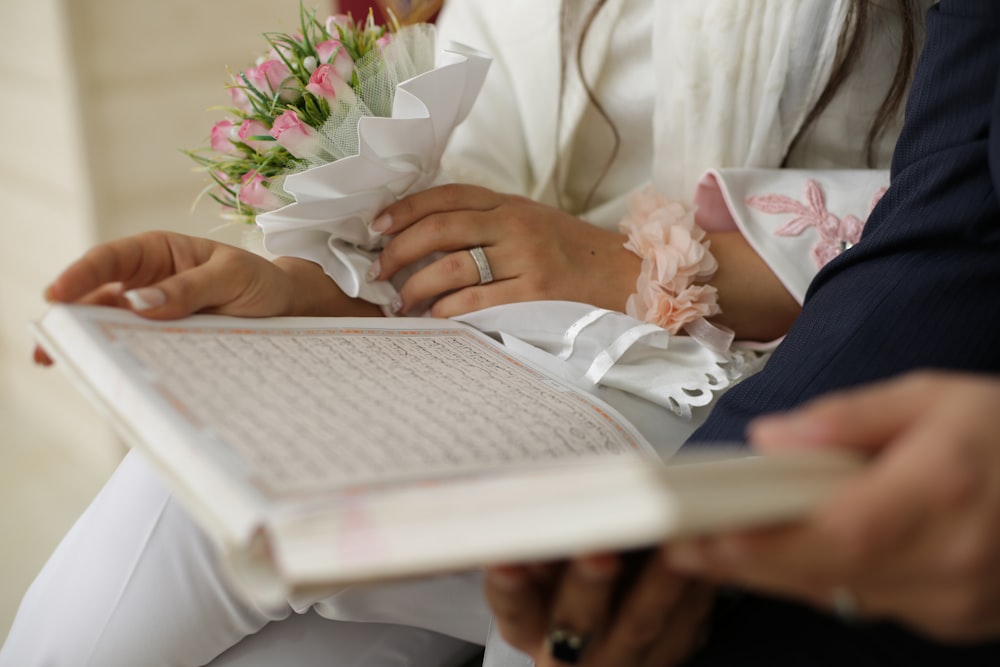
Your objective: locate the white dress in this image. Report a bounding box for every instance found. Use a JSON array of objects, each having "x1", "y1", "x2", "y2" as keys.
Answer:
[{"x1": 0, "y1": 1, "x2": 927, "y2": 666}]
